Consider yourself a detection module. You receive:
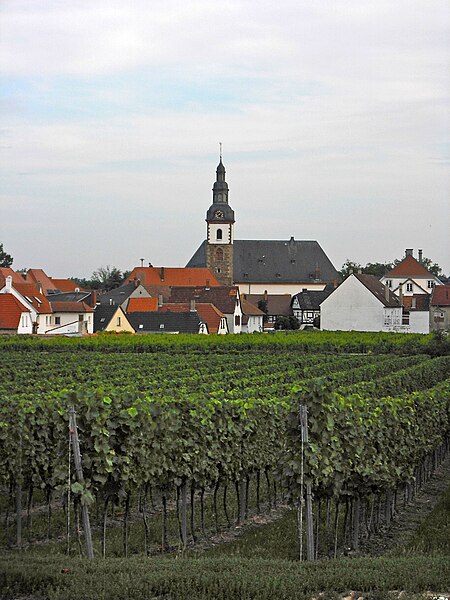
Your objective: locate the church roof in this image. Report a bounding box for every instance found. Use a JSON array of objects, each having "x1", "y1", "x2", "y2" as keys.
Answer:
[{"x1": 187, "y1": 238, "x2": 340, "y2": 285}]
